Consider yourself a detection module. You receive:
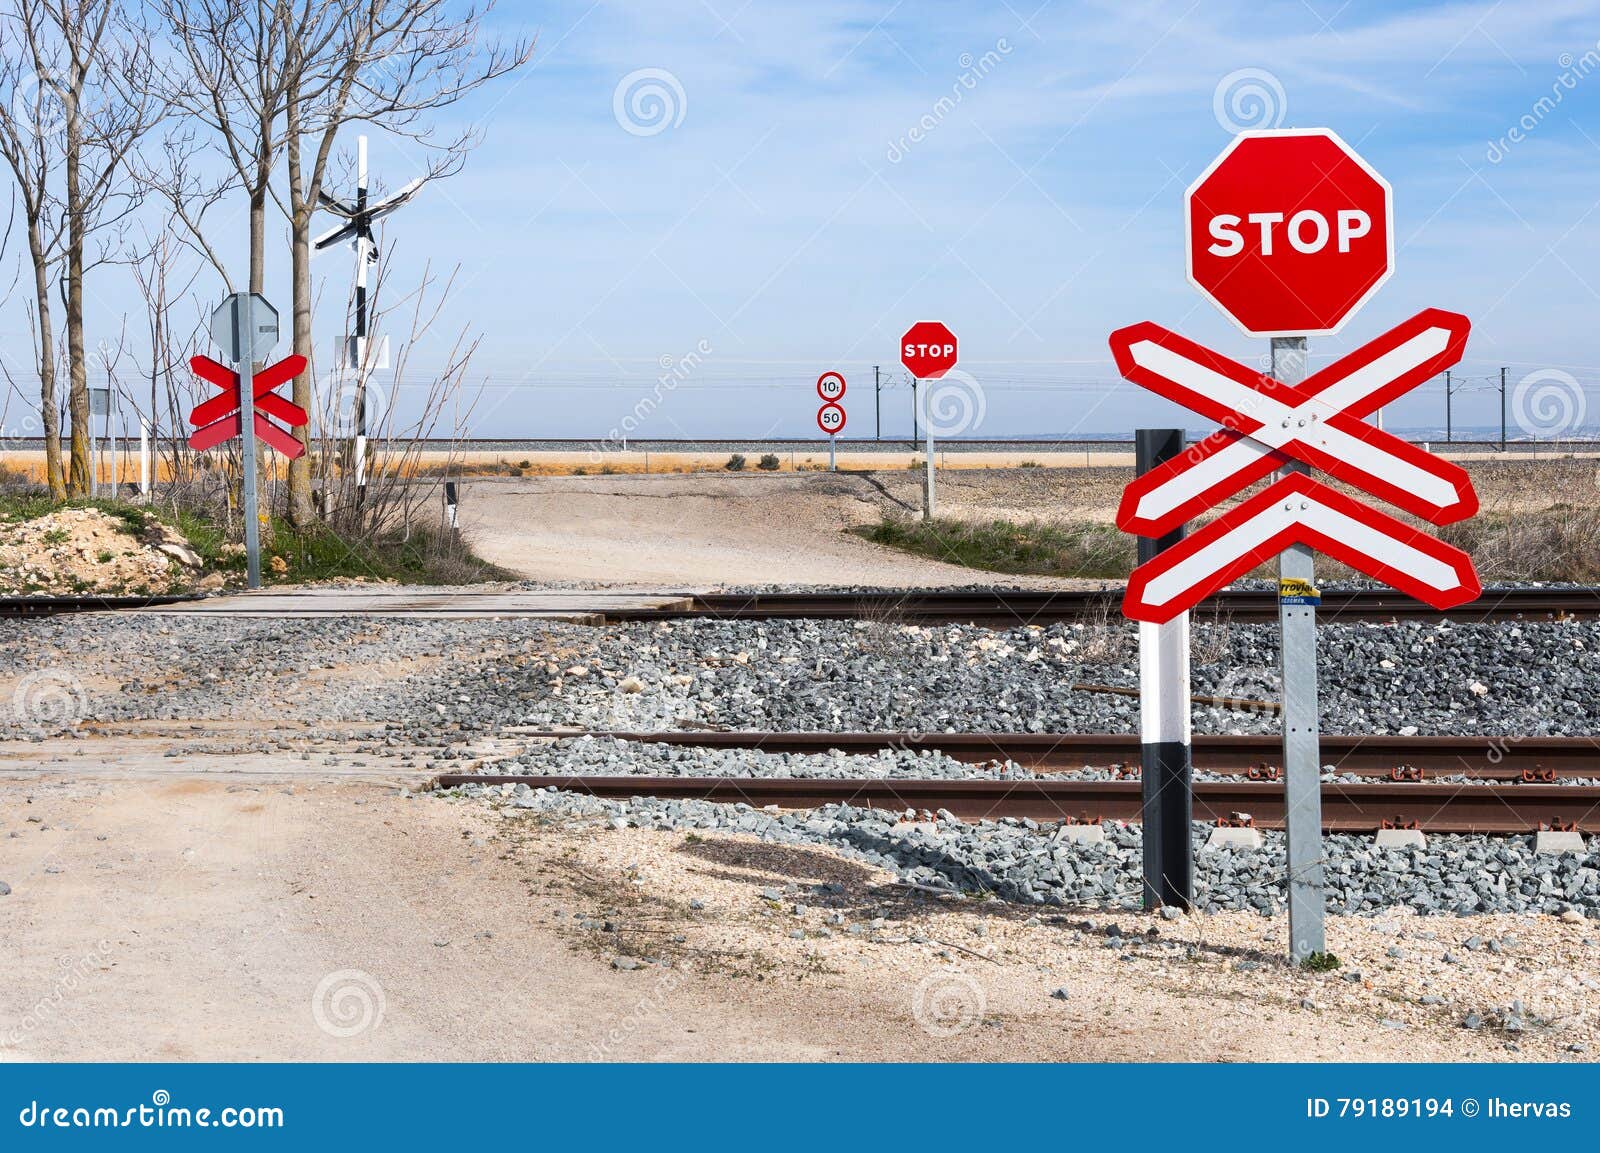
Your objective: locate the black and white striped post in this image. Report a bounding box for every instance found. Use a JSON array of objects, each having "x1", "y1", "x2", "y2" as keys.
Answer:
[
  {"x1": 1136, "y1": 428, "x2": 1193, "y2": 911},
  {"x1": 314, "y1": 136, "x2": 424, "y2": 510}
]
